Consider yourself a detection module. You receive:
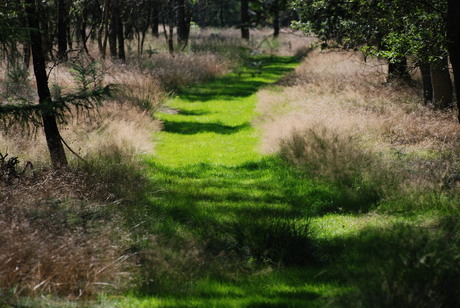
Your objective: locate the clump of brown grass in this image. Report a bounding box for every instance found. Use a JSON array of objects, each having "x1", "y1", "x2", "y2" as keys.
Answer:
[
  {"x1": 0, "y1": 169, "x2": 133, "y2": 299},
  {"x1": 136, "y1": 52, "x2": 230, "y2": 89},
  {"x1": 0, "y1": 55, "x2": 162, "y2": 301},
  {"x1": 257, "y1": 49, "x2": 460, "y2": 201},
  {"x1": 103, "y1": 62, "x2": 166, "y2": 113}
]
